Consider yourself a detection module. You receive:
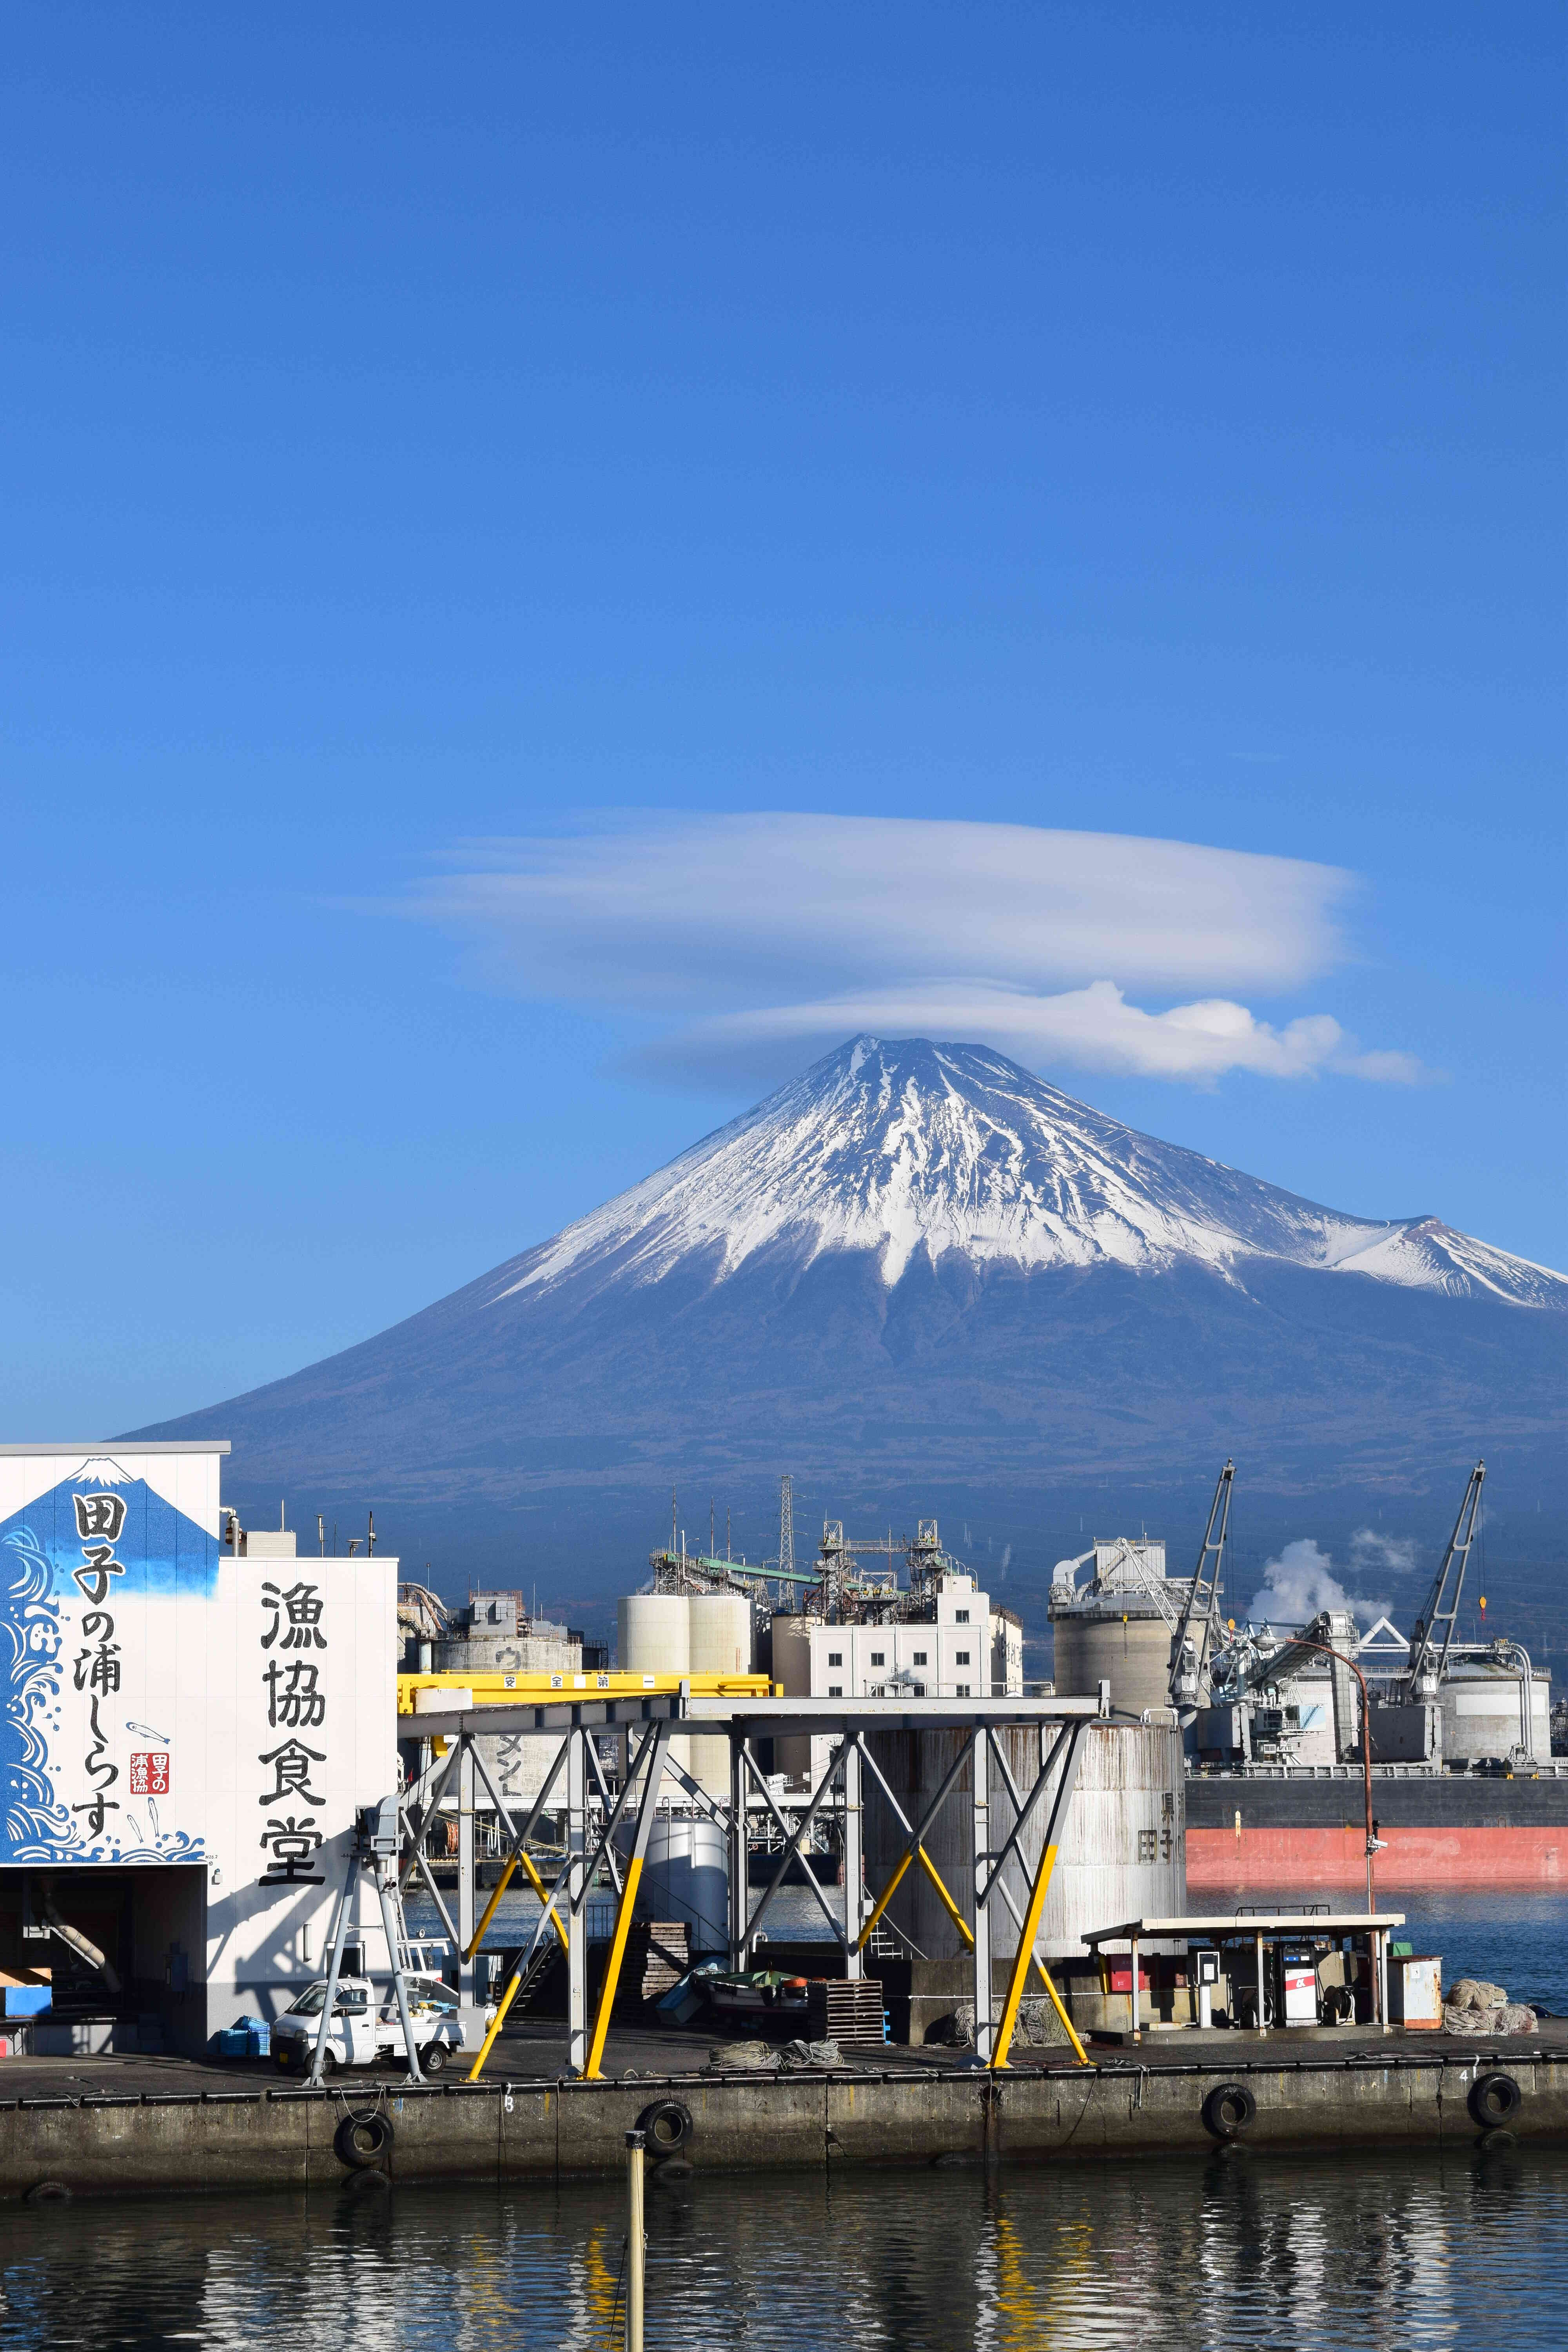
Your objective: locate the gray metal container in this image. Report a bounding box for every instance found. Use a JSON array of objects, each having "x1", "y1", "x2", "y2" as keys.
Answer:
[
  {"x1": 1051, "y1": 1611, "x2": 1174, "y2": 1717},
  {"x1": 863, "y1": 1720, "x2": 1185, "y2": 1960}
]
